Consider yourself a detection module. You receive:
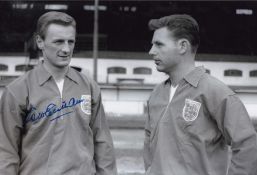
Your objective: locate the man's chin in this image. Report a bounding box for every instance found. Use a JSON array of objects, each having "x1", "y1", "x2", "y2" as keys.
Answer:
[
  {"x1": 56, "y1": 61, "x2": 70, "y2": 68},
  {"x1": 156, "y1": 67, "x2": 165, "y2": 72},
  {"x1": 61, "y1": 59, "x2": 71, "y2": 65}
]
